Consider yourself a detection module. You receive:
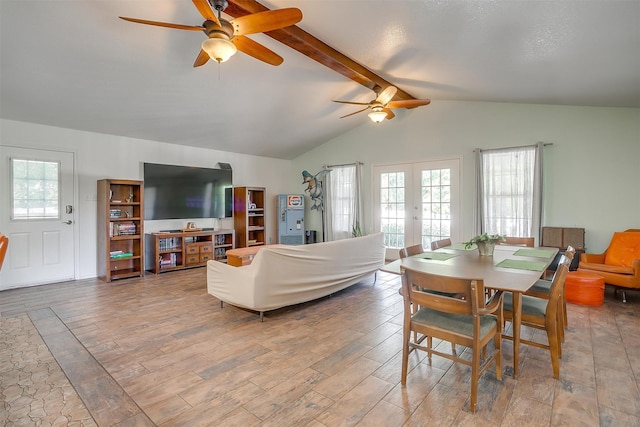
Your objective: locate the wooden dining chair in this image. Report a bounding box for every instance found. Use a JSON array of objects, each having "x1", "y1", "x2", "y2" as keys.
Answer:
[
  {"x1": 502, "y1": 257, "x2": 570, "y2": 379},
  {"x1": 0, "y1": 233, "x2": 8, "y2": 271},
  {"x1": 400, "y1": 266, "x2": 504, "y2": 412},
  {"x1": 526, "y1": 246, "x2": 575, "y2": 334},
  {"x1": 501, "y1": 236, "x2": 535, "y2": 247},
  {"x1": 399, "y1": 244, "x2": 424, "y2": 259},
  {"x1": 430, "y1": 238, "x2": 452, "y2": 250}
]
